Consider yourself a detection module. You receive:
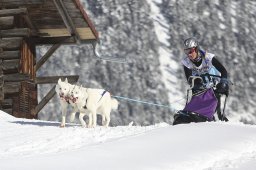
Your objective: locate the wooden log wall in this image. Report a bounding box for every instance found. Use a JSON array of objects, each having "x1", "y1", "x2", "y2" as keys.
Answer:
[
  {"x1": 0, "y1": 16, "x2": 14, "y2": 30},
  {"x1": 0, "y1": 0, "x2": 44, "y2": 8},
  {"x1": 0, "y1": 56, "x2": 3, "y2": 102},
  {"x1": 0, "y1": 8, "x2": 37, "y2": 118},
  {"x1": 0, "y1": 16, "x2": 21, "y2": 114}
]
